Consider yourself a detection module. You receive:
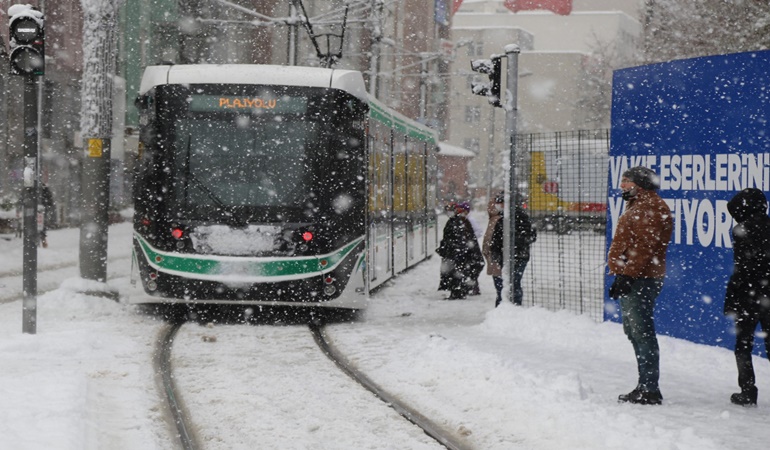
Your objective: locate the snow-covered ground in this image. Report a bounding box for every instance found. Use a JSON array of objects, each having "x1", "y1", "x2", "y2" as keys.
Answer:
[{"x1": 1, "y1": 214, "x2": 768, "y2": 450}]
